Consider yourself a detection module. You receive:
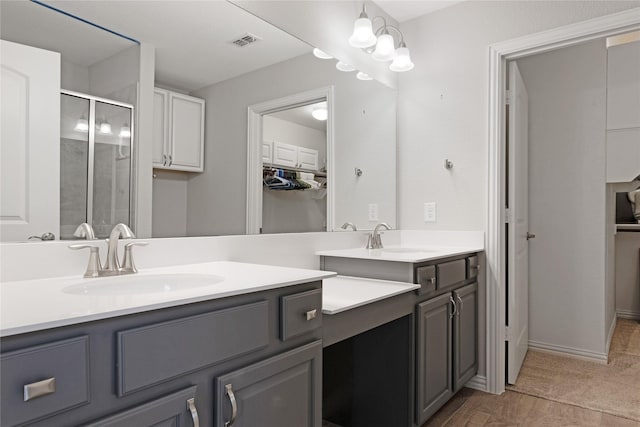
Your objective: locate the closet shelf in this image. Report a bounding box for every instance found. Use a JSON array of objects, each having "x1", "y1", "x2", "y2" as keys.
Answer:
[{"x1": 263, "y1": 165, "x2": 327, "y2": 178}]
